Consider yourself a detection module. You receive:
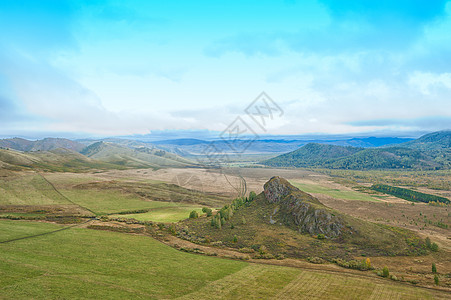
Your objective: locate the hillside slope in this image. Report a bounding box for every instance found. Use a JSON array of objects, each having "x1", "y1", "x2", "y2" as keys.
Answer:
[
  {"x1": 0, "y1": 138, "x2": 85, "y2": 152},
  {"x1": 181, "y1": 177, "x2": 427, "y2": 259},
  {"x1": 0, "y1": 148, "x2": 121, "y2": 172},
  {"x1": 81, "y1": 141, "x2": 196, "y2": 168},
  {"x1": 262, "y1": 131, "x2": 449, "y2": 170}
]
